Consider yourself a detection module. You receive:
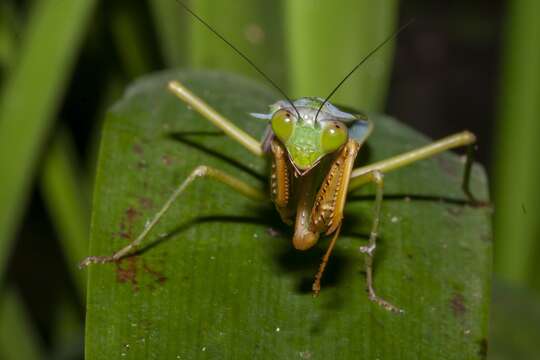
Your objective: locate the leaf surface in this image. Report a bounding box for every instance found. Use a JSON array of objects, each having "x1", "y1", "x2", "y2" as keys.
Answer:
[{"x1": 86, "y1": 70, "x2": 491, "y2": 360}]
